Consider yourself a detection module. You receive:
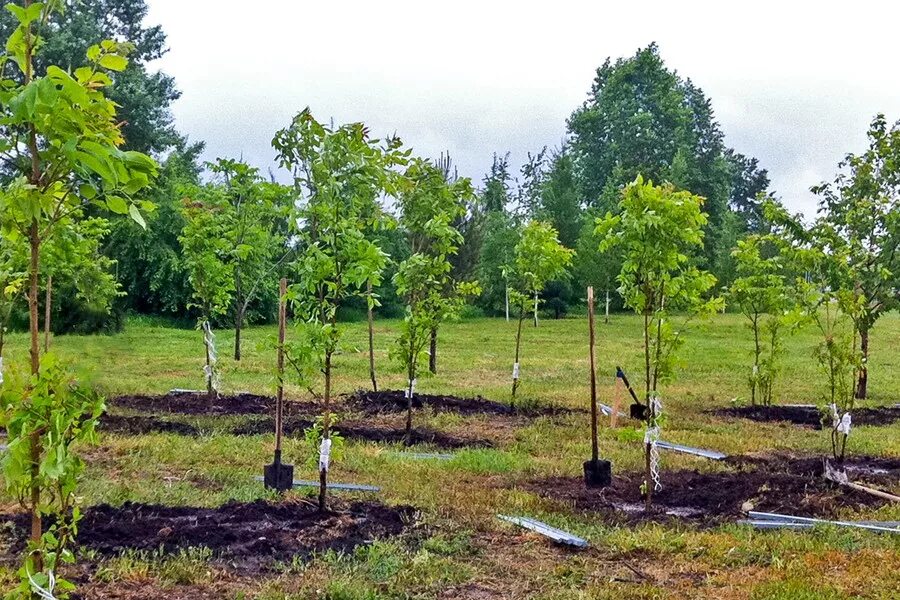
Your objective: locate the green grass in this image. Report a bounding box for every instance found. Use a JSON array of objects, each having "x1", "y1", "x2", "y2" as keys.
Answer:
[{"x1": 1, "y1": 312, "x2": 899, "y2": 599}]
